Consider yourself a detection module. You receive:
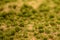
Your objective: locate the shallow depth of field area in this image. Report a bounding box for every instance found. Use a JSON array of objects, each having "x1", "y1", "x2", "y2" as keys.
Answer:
[{"x1": 0, "y1": 0, "x2": 60, "y2": 40}]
